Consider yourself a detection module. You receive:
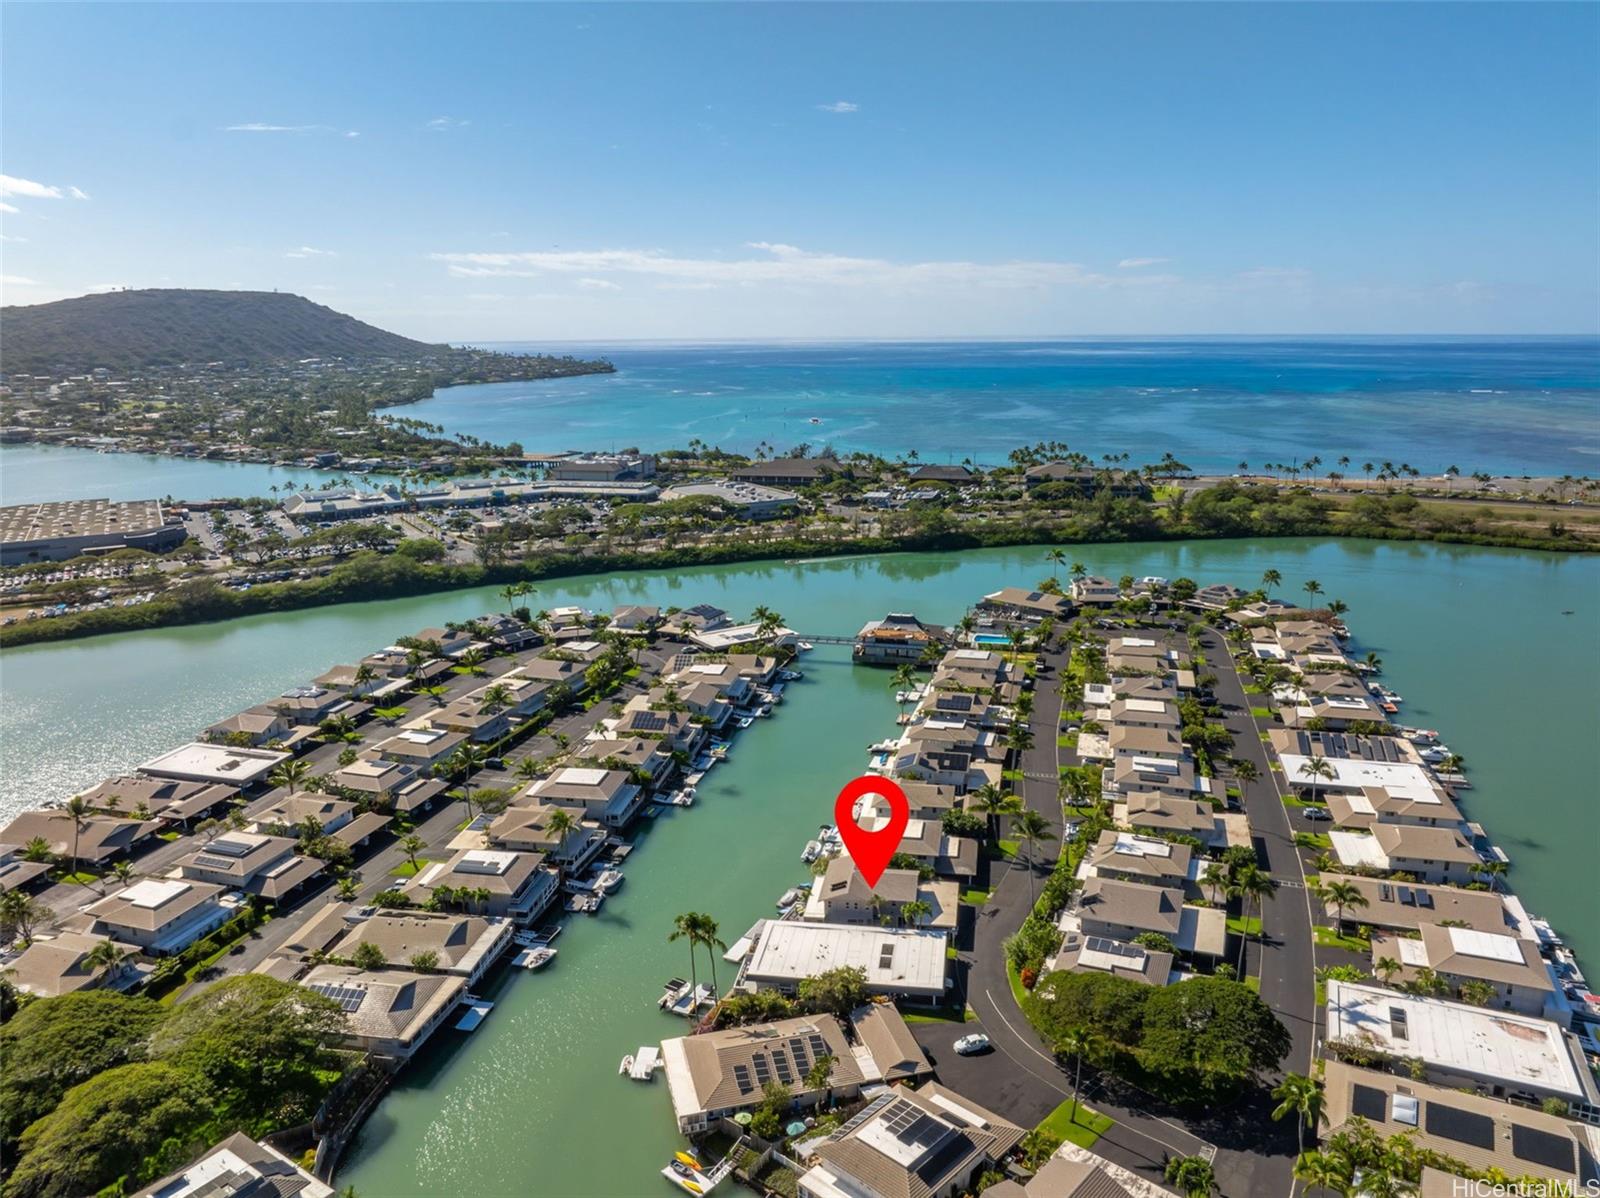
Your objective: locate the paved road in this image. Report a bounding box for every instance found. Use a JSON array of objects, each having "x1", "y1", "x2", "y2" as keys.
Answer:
[
  {"x1": 936, "y1": 625, "x2": 1326, "y2": 1198},
  {"x1": 944, "y1": 639, "x2": 1219, "y2": 1190},
  {"x1": 1197, "y1": 628, "x2": 1318, "y2": 1196}
]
